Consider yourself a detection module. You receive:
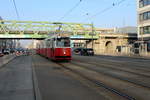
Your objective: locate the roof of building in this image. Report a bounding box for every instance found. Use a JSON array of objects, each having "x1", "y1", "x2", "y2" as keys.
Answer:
[{"x1": 115, "y1": 26, "x2": 137, "y2": 34}]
